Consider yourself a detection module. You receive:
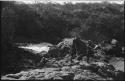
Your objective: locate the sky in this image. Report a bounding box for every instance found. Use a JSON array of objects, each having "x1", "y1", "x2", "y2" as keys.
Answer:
[{"x1": 0, "y1": 0, "x2": 124, "y2": 4}]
